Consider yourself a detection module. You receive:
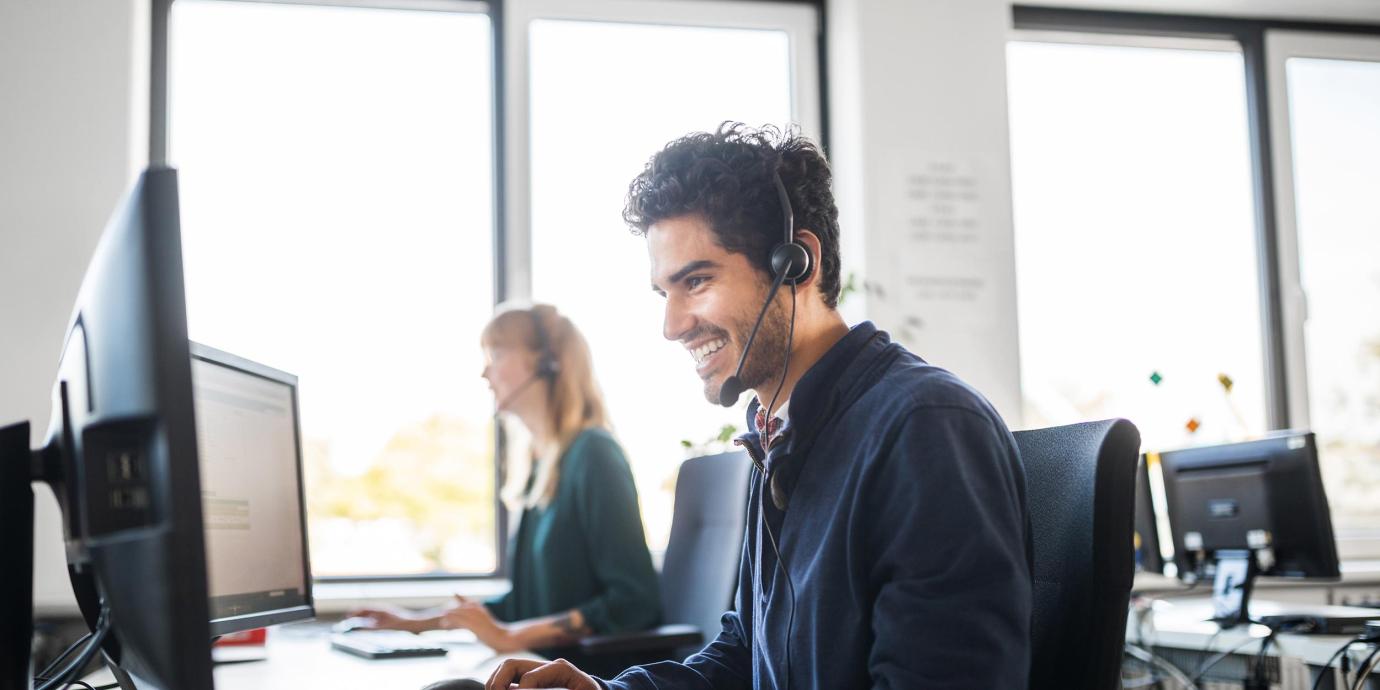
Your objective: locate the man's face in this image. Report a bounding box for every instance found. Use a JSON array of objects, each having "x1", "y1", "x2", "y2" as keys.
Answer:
[{"x1": 648, "y1": 215, "x2": 790, "y2": 405}]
